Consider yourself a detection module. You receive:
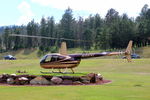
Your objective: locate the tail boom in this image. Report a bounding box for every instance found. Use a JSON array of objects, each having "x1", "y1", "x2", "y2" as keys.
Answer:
[{"x1": 77, "y1": 40, "x2": 133, "y2": 62}]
